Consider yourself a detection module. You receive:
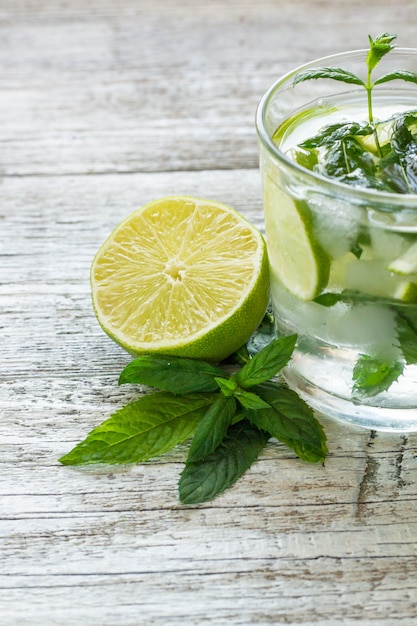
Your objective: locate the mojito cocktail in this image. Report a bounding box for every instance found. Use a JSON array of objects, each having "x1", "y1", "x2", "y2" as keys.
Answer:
[{"x1": 256, "y1": 37, "x2": 417, "y2": 431}]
